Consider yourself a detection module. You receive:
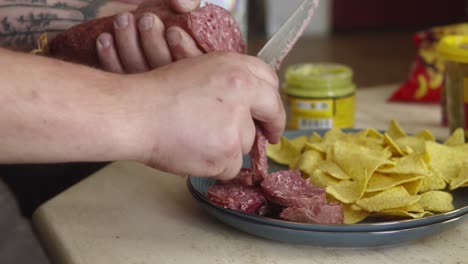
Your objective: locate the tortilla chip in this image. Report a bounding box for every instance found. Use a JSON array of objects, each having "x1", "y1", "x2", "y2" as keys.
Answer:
[
  {"x1": 308, "y1": 132, "x2": 323, "y2": 143},
  {"x1": 419, "y1": 191, "x2": 455, "y2": 213},
  {"x1": 444, "y1": 128, "x2": 465, "y2": 146},
  {"x1": 317, "y1": 160, "x2": 350, "y2": 180},
  {"x1": 356, "y1": 186, "x2": 420, "y2": 212},
  {"x1": 426, "y1": 141, "x2": 468, "y2": 187},
  {"x1": 366, "y1": 173, "x2": 425, "y2": 193},
  {"x1": 416, "y1": 130, "x2": 436, "y2": 141},
  {"x1": 343, "y1": 204, "x2": 370, "y2": 224},
  {"x1": 377, "y1": 152, "x2": 429, "y2": 175},
  {"x1": 449, "y1": 162, "x2": 468, "y2": 190},
  {"x1": 308, "y1": 169, "x2": 339, "y2": 189},
  {"x1": 383, "y1": 133, "x2": 404, "y2": 156},
  {"x1": 326, "y1": 141, "x2": 394, "y2": 203},
  {"x1": 395, "y1": 137, "x2": 426, "y2": 155},
  {"x1": 267, "y1": 137, "x2": 302, "y2": 167},
  {"x1": 418, "y1": 168, "x2": 447, "y2": 193},
  {"x1": 402, "y1": 180, "x2": 423, "y2": 195},
  {"x1": 294, "y1": 150, "x2": 323, "y2": 176},
  {"x1": 388, "y1": 120, "x2": 407, "y2": 139}
]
